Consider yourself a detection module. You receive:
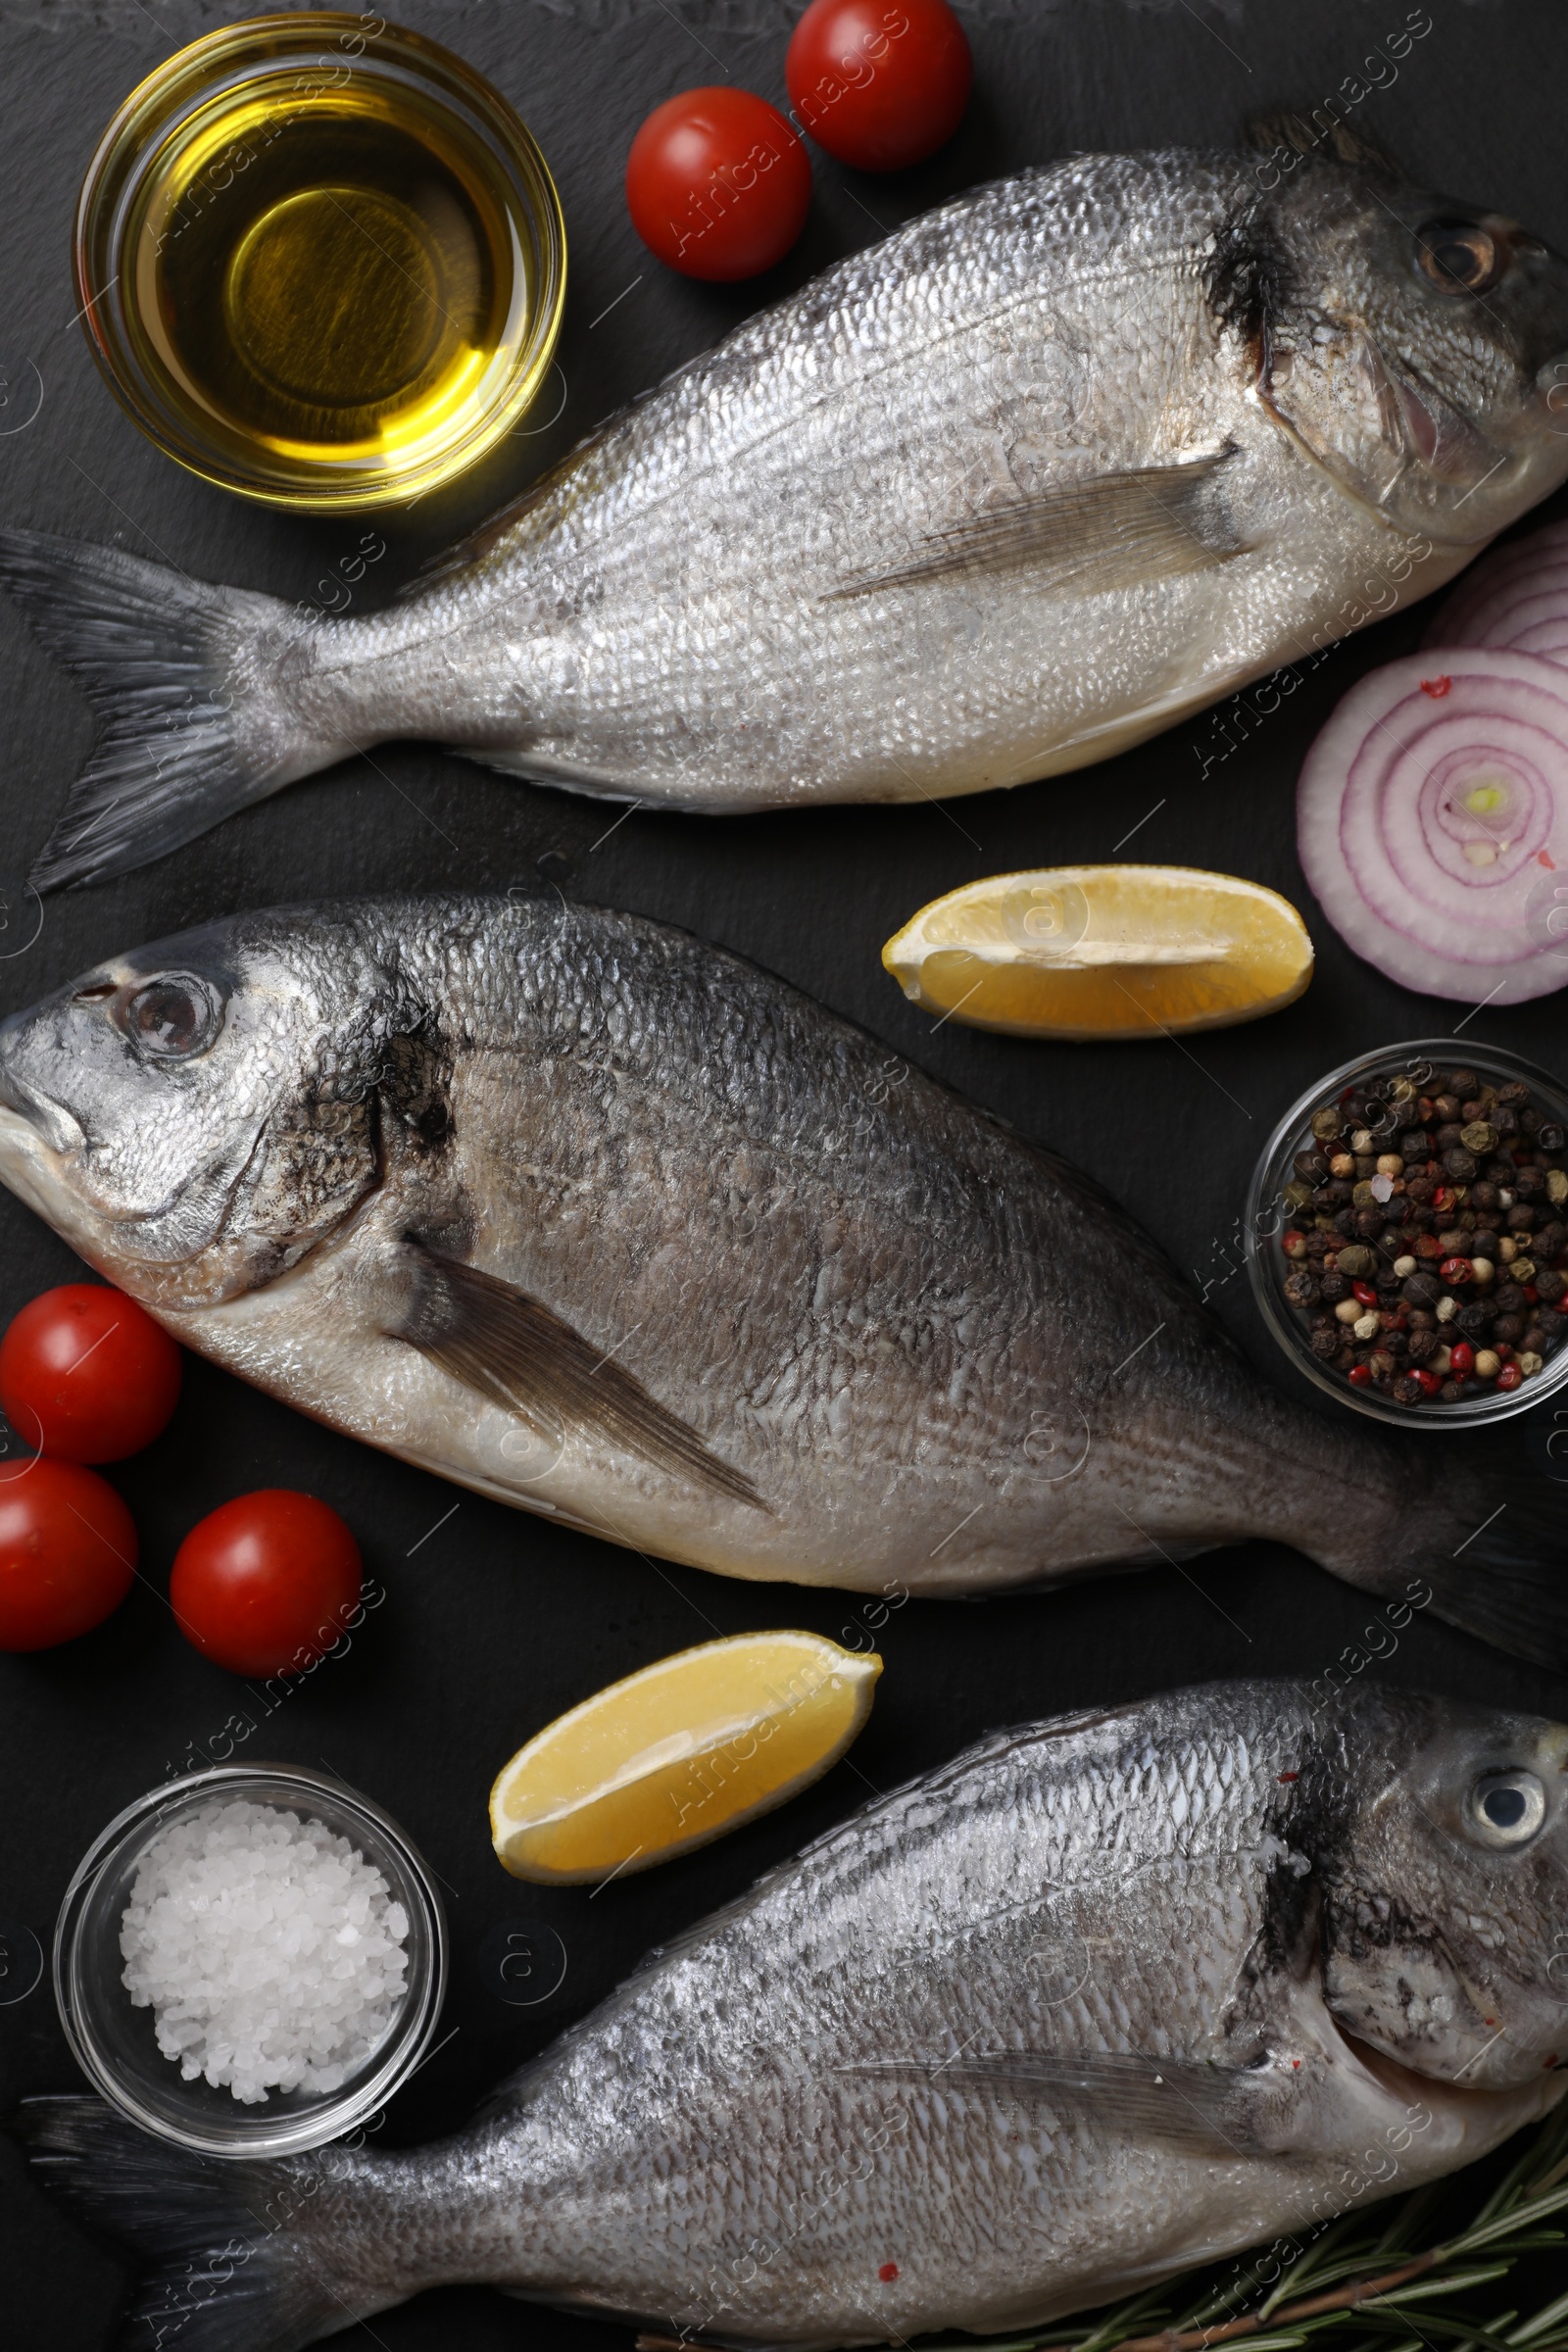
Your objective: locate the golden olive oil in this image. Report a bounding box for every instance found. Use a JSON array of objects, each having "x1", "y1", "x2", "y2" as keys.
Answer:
[
  {"x1": 76, "y1": 18, "x2": 565, "y2": 507},
  {"x1": 143, "y1": 86, "x2": 513, "y2": 461}
]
